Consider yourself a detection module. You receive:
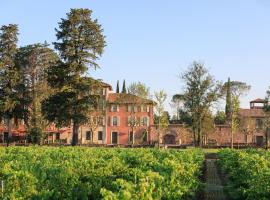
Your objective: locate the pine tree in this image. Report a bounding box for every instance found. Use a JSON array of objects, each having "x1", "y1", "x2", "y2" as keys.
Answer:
[
  {"x1": 16, "y1": 43, "x2": 59, "y2": 144},
  {"x1": 122, "y1": 79, "x2": 127, "y2": 93},
  {"x1": 225, "y1": 77, "x2": 232, "y2": 121},
  {"x1": 116, "y1": 80, "x2": 120, "y2": 93},
  {"x1": 0, "y1": 24, "x2": 28, "y2": 146},
  {"x1": 42, "y1": 9, "x2": 106, "y2": 146}
]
